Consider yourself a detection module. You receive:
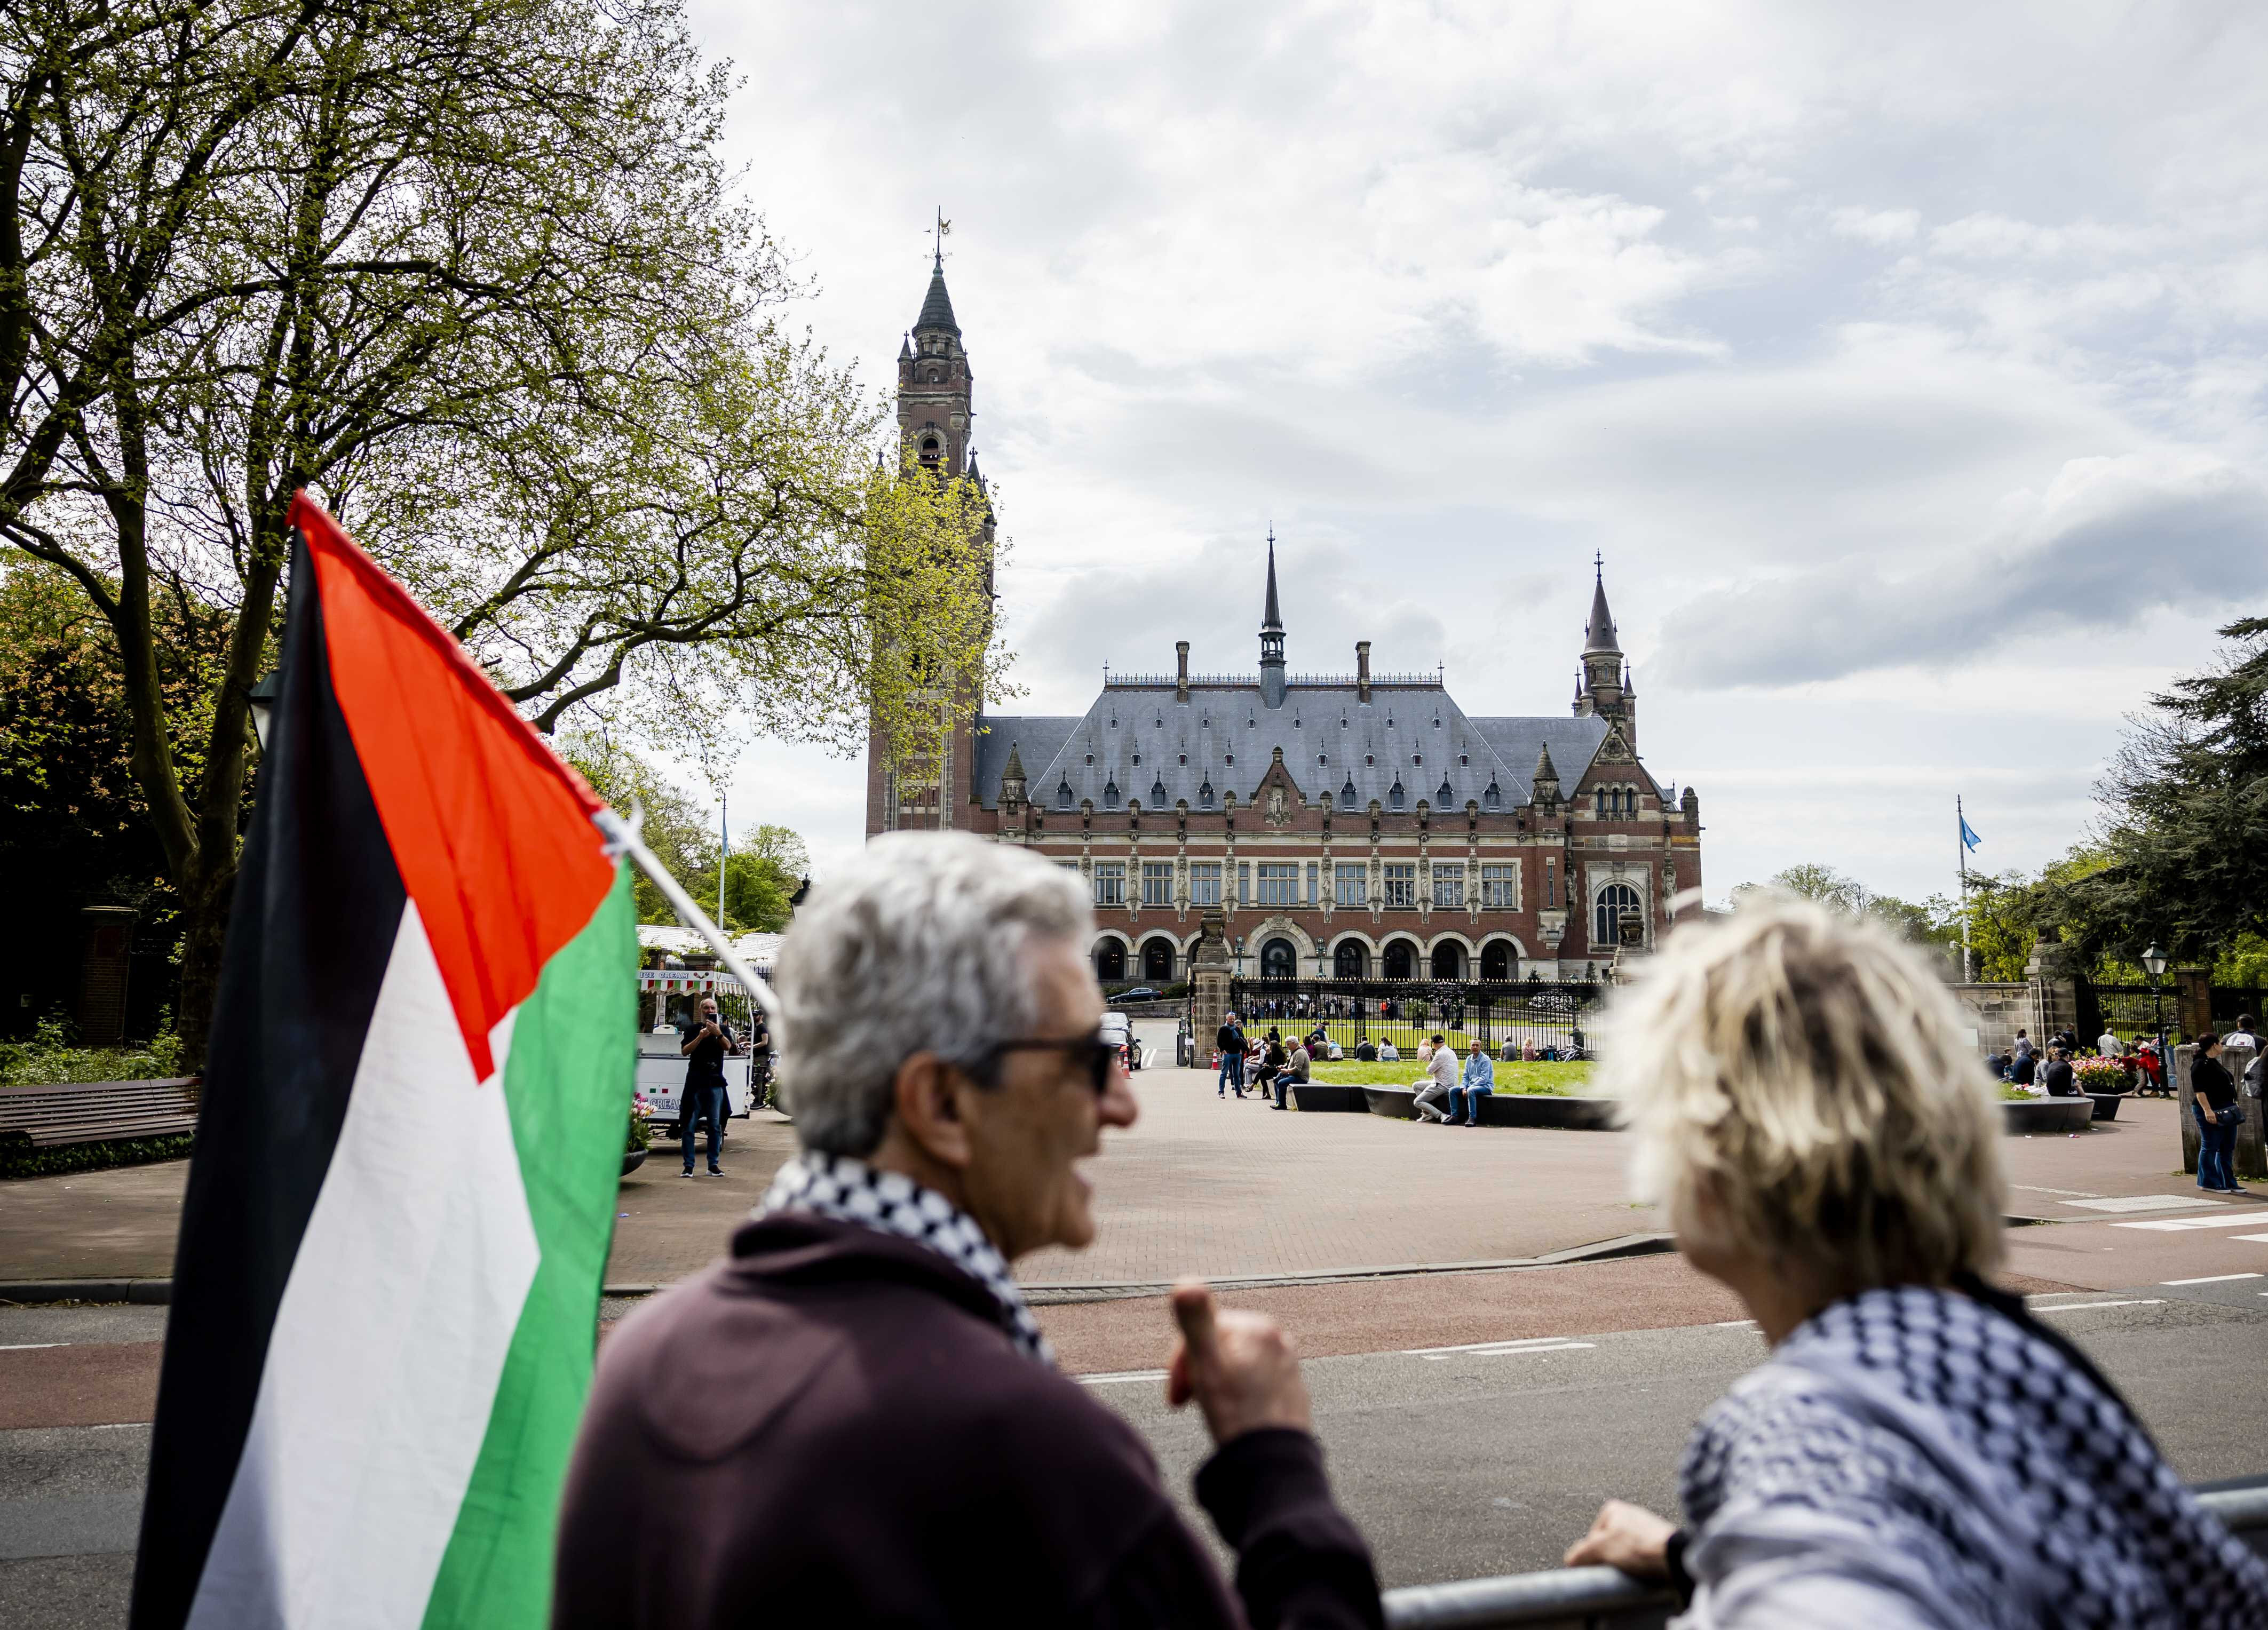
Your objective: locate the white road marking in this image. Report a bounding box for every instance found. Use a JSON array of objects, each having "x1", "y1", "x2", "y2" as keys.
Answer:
[
  {"x1": 2059, "y1": 1194, "x2": 2225, "y2": 1214},
  {"x1": 0, "y1": 1342, "x2": 63, "y2": 1351},
  {"x1": 2014, "y1": 1184, "x2": 2103, "y2": 1198},
  {"x1": 1403, "y1": 1337, "x2": 1595, "y2": 1358},
  {"x1": 2163, "y1": 1273, "x2": 2264, "y2": 1285},
  {"x1": 2032, "y1": 1299, "x2": 2164, "y2": 1313},
  {"x1": 2112, "y1": 1214, "x2": 2268, "y2": 1231},
  {"x1": 2238, "y1": 1234, "x2": 2268, "y2": 1244},
  {"x1": 1075, "y1": 1370, "x2": 1169, "y2": 1387},
  {"x1": 1712, "y1": 1319, "x2": 1758, "y2": 1328}
]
